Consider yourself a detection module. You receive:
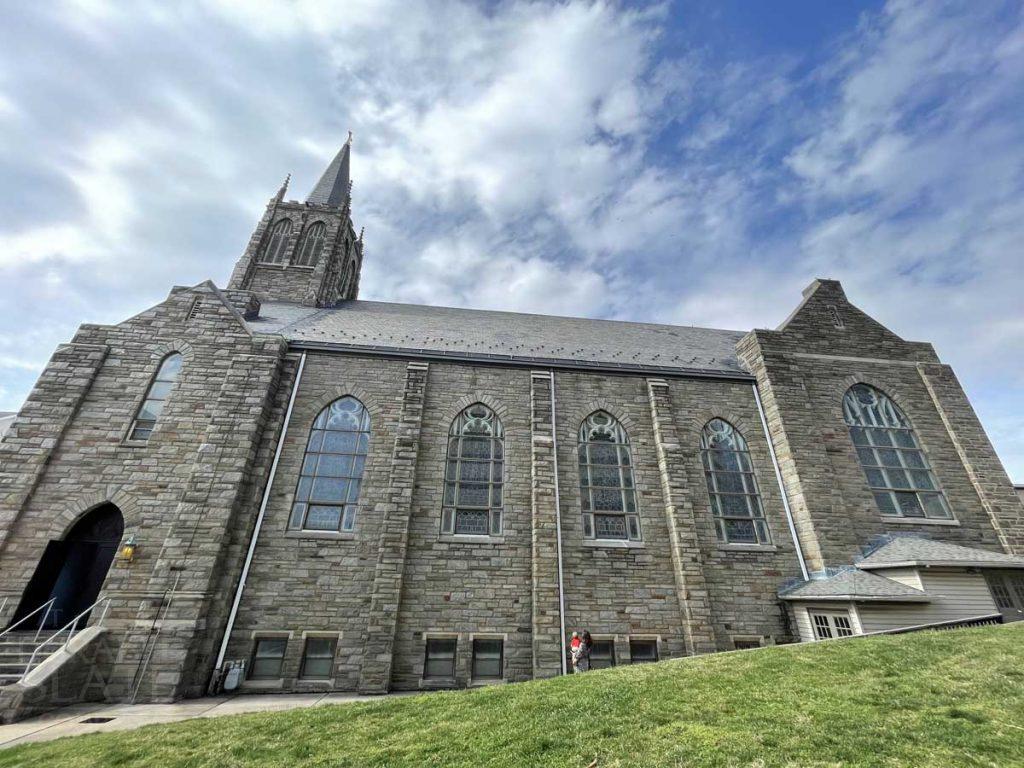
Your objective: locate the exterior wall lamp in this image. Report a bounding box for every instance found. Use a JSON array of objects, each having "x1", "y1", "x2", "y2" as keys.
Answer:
[{"x1": 120, "y1": 534, "x2": 138, "y2": 563}]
